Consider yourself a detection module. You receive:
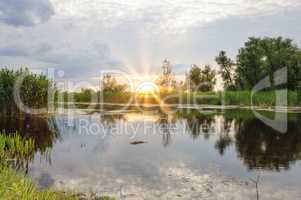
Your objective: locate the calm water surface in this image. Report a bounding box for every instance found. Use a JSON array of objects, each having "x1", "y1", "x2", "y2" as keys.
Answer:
[{"x1": 1, "y1": 107, "x2": 301, "y2": 199}]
